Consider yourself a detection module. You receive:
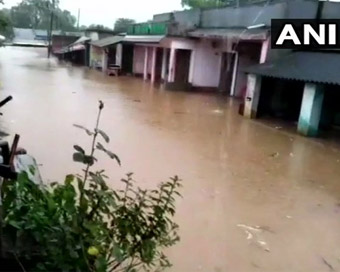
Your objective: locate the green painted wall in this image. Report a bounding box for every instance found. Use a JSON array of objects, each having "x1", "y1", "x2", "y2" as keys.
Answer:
[{"x1": 127, "y1": 22, "x2": 167, "y2": 35}]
